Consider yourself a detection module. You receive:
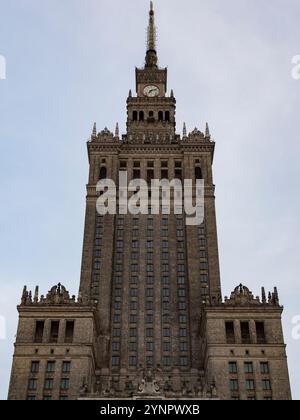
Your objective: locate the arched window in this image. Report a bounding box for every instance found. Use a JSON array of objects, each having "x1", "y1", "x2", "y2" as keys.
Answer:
[
  {"x1": 133, "y1": 111, "x2": 138, "y2": 121},
  {"x1": 158, "y1": 111, "x2": 164, "y2": 121},
  {"x1": 195, "y1": 167, "x2": 203, "y2": 180},
  {"x1": 165, "y1": 111, "x2": 170, "y2": 122},
  {"x1": 100, "y1": 166, "x2": 107, "y2": 180},
  {"x1": 139, "y1": 111, "x2": 144, "y2": 121}
]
